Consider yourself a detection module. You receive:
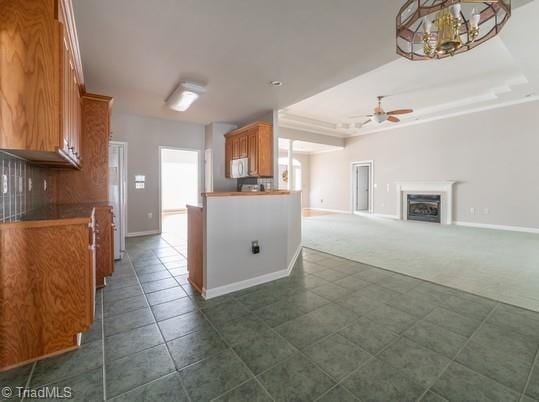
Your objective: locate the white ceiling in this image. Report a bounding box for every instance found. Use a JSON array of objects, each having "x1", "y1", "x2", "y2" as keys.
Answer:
[
  {"x1": 278, "y1": 138, "x2": 343, "y2": 155},
  {"x1": 280, "y1": 1, "x2": 539, "y2": 137},
  {"x1": 72, "y1": 0, "x2": 401, "y2": 125}
]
